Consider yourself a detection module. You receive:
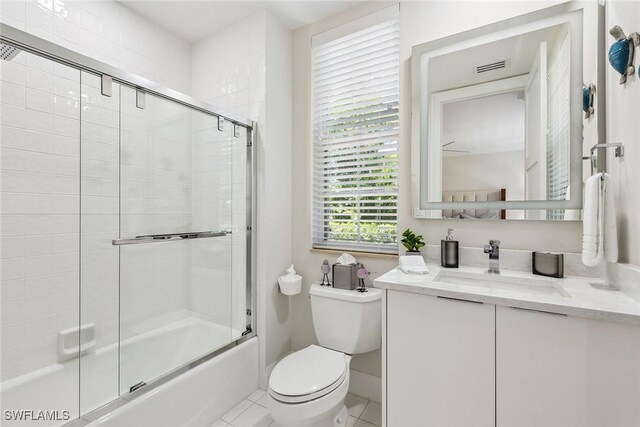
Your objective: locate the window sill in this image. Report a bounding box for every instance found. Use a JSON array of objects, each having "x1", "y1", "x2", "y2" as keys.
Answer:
[{"x1": 310, "y1": 247, "x2": 399, "y2": 259}]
